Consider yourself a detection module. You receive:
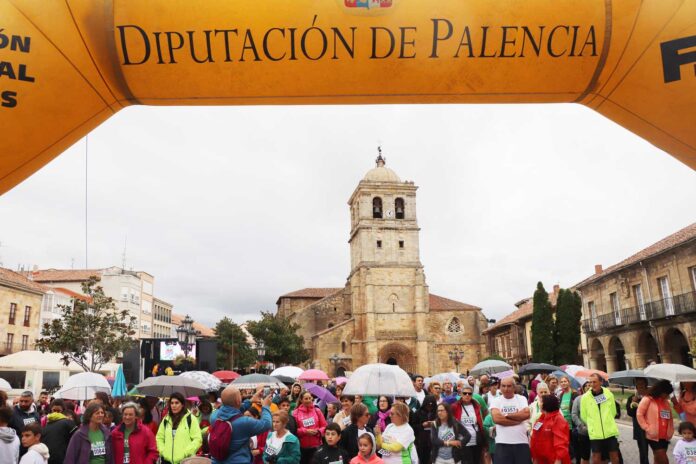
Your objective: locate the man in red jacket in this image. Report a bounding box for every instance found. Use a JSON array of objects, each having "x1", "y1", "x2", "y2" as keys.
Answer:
[
  {"x1": 112, "y1": 402, "x2": 159, "y2": 464},
  {"x1": 530, "y1": 395, "x2": 570, "y2": 464}
]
